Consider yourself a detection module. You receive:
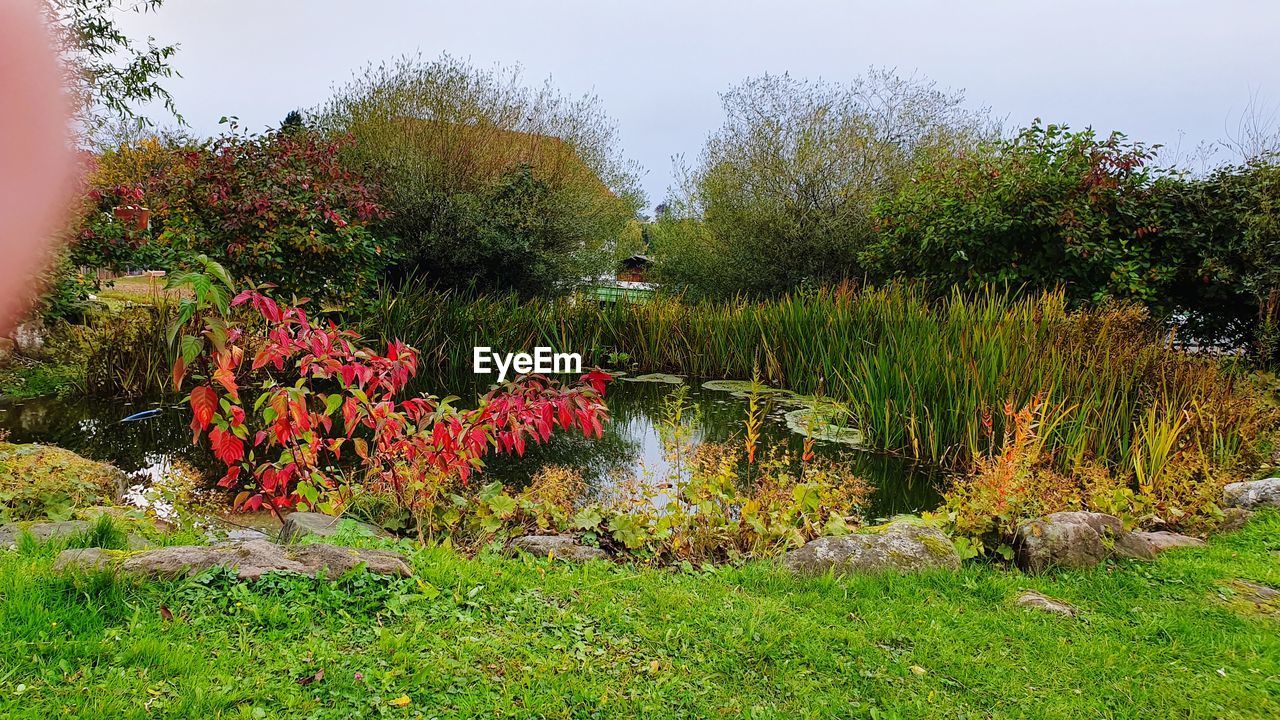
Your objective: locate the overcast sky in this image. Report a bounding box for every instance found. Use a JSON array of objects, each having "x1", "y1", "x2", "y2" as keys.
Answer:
[{"x1": 115, "y1": 0, "x2": 1280, "y2": 208}]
